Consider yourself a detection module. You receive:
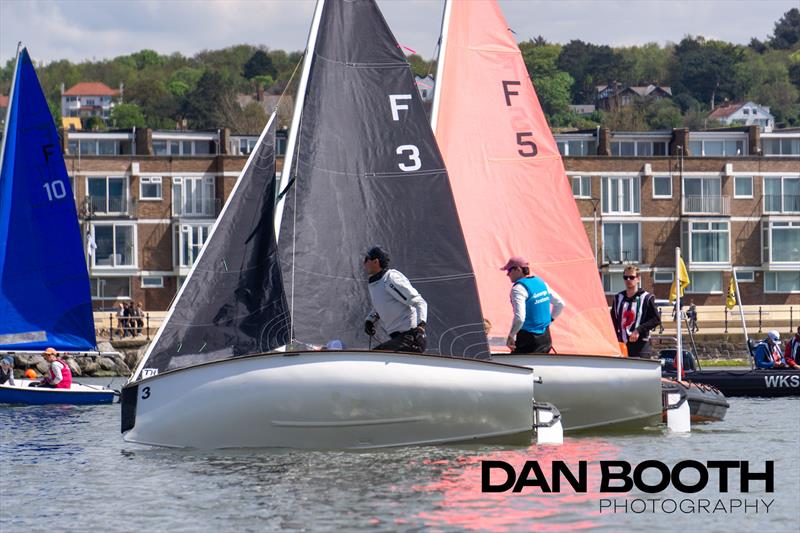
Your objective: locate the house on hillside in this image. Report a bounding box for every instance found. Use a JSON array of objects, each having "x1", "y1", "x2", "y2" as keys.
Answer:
[
  {"x1": 595, "y1": 84, "x2": 672, "y2": 111},
  {"x1": 61, "y1": 82, "x2": 121, "y2": 122},
  {"x1": 707, "y1": 101, "x2": 774, "y2": 132}
]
